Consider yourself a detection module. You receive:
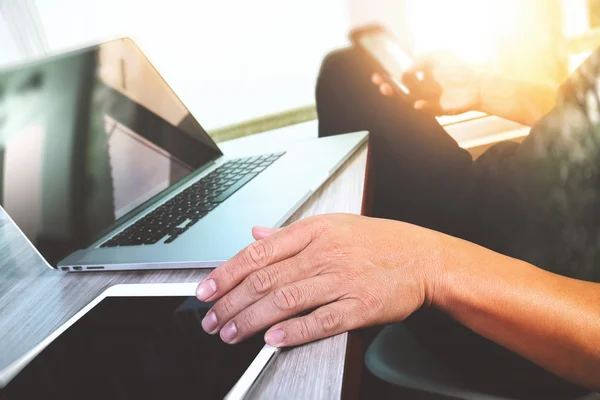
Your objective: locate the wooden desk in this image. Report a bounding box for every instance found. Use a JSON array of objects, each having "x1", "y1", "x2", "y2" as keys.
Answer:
[{"x1": 0, "y1": 123, "x2": 368, "y2": 400}]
